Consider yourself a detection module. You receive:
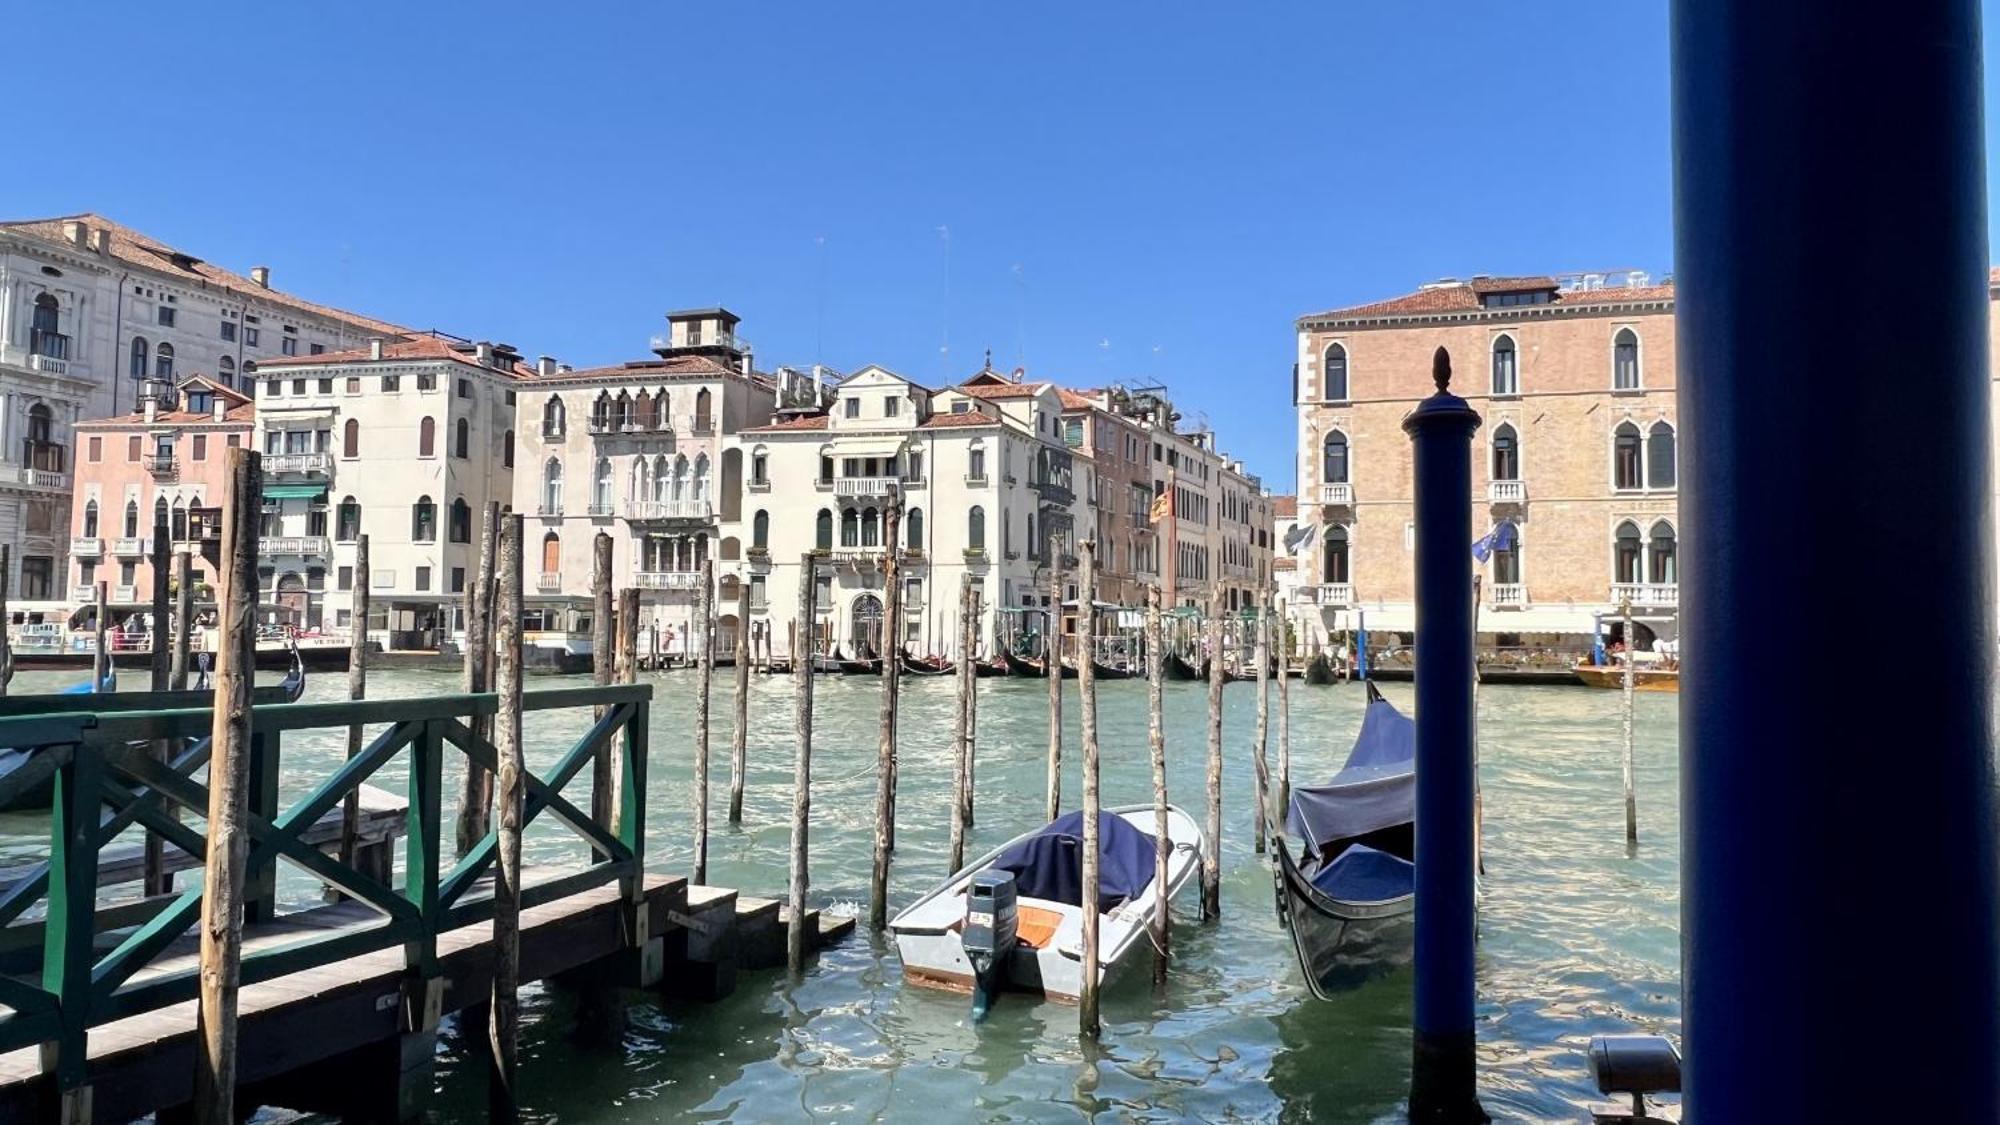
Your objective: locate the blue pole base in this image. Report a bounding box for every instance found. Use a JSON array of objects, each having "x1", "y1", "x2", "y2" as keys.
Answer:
[{"x1": 1409, "y1": 1029, "x2": 1488, "y2": 1124}]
